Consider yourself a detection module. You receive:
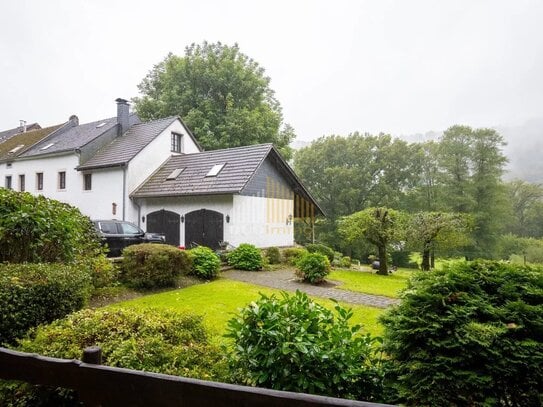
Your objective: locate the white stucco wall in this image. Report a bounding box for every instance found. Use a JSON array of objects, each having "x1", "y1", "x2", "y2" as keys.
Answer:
[{"x1": 137, "y1": 194, "x2": 294, "y2": 248}]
